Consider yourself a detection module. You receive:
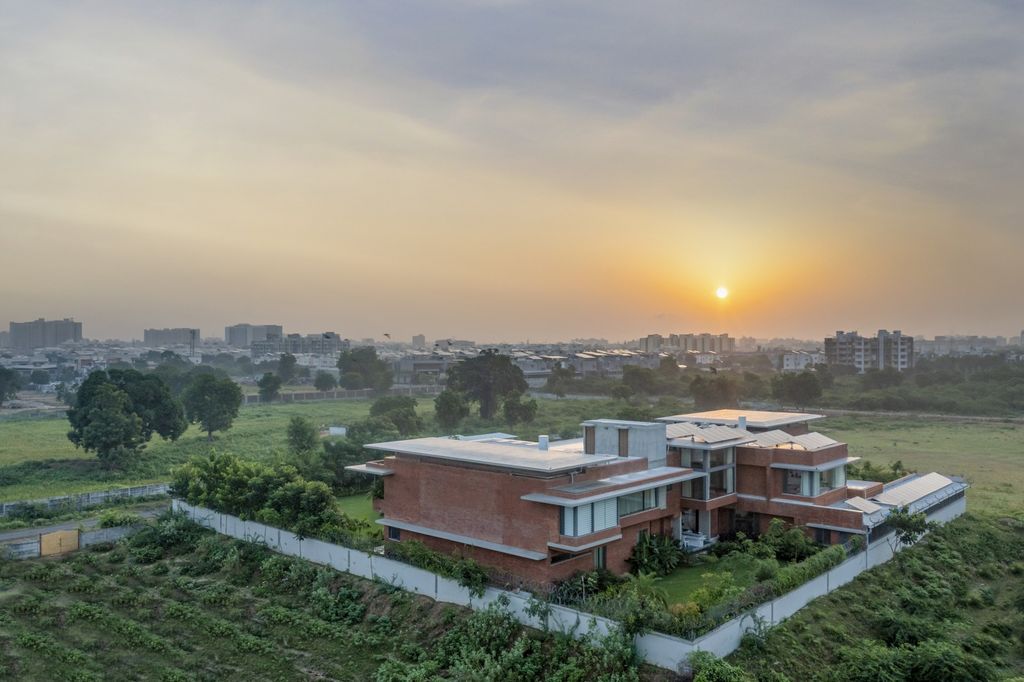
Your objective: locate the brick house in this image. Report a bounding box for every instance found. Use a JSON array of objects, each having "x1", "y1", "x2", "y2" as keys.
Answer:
[{"x1": 351, "y1": 409, "x2": 966, "y2": 587}]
